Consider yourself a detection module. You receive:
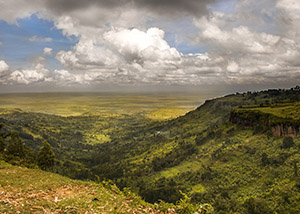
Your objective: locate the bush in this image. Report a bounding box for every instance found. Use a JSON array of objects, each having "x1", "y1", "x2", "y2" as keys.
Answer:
[
  {"x1": 37, "y1": 140, "x2": 55, "y2": 171},
  {"x1": 281, "y1": 137, "x2": 294, "y2": 149},
  {"x1": 7, "y1": 131, "x2": 24, "y2": 158},
  {"x1": 0, "y1": 136, "x2": 5, "y2": 153}
]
